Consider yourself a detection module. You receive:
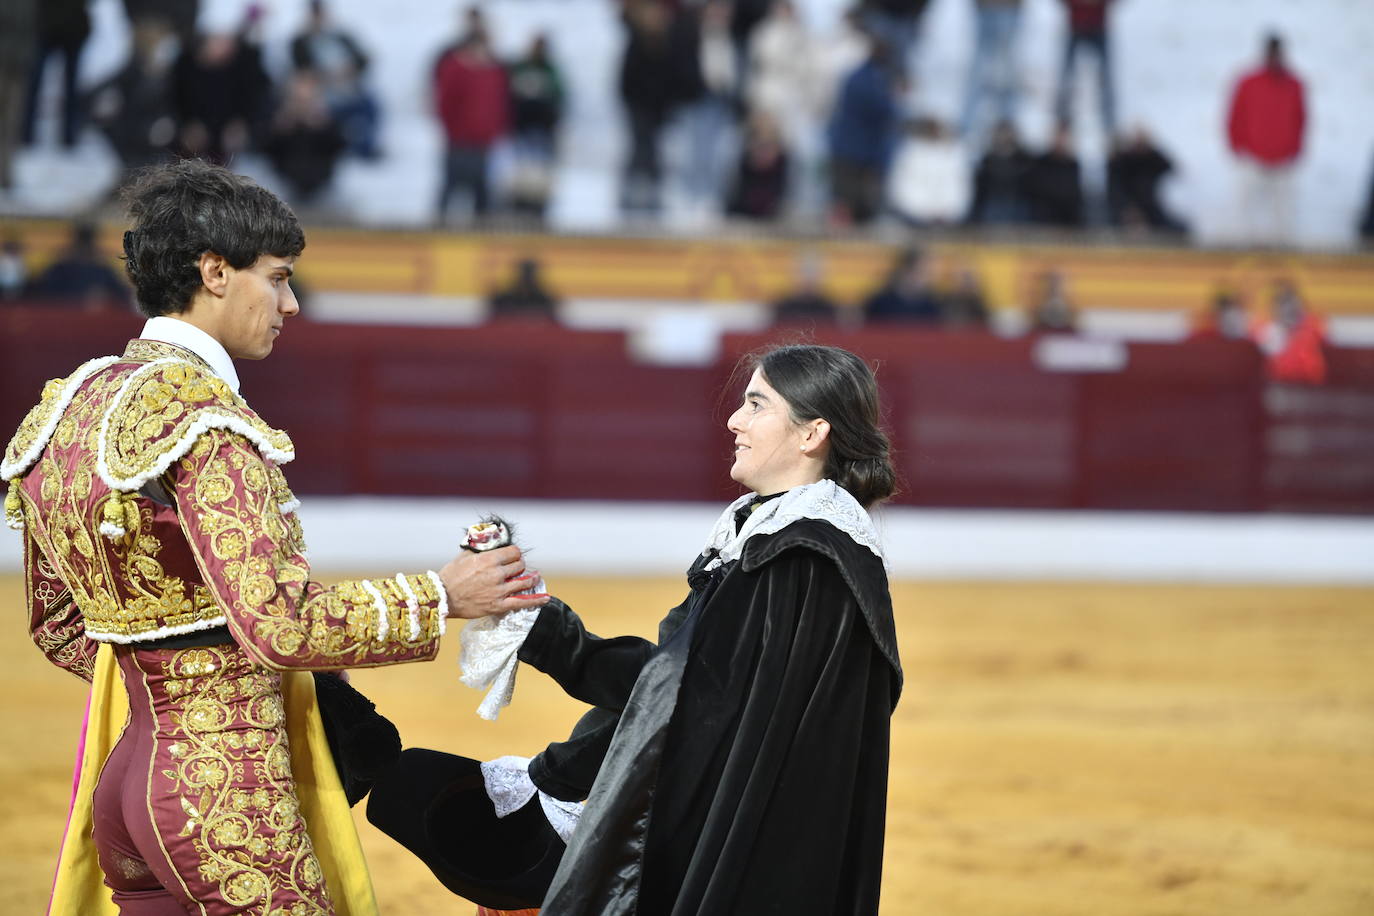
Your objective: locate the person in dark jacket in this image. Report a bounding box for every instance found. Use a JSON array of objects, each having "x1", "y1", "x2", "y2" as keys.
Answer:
[
  {"x1": 968, "y1": 118, "x2": 1033, "y2": 225},
  {"x1": 727, "y1": 110, "x2": 789, "y2": 221},
  {"x1": 1107, "y1": 126, "x2": 1185, "y2": 232},
  {"x1": 264, "y1": 71, "x2": 347, "y2": 203},
  {"x1": 506, "y1": 33, "x2": 566, "y2": 219},
  {"x1": 1026, "y1": 120, "x2": 1084, "y2": 227},
  {"x1": 863, "y1": 245, "x2": 943, "y2": 324},
  {"x1": 827, "y1": 41, "x2": 903, "y2": 226},
  {"x1": 25, "y1": 221, "x2": 131, "y2": 310}
]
